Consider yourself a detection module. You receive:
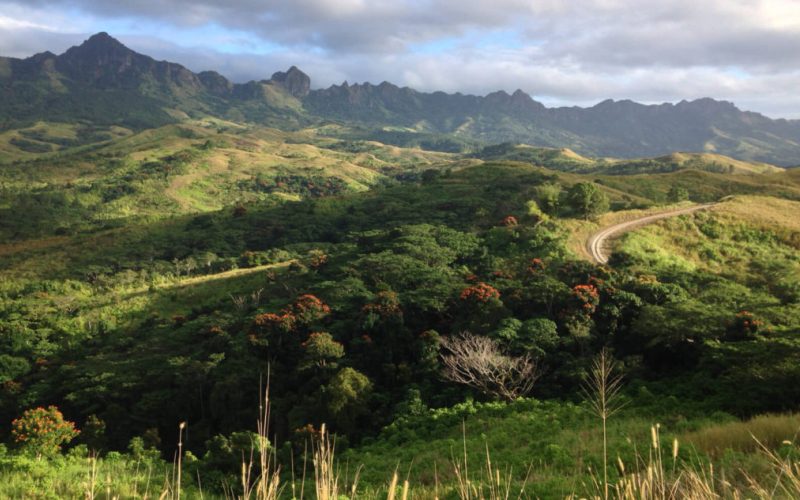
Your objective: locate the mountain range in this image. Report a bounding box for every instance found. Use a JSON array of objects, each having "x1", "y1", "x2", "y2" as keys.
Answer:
[{"x1": 2, "y1": 32, "x2": 799, "y2": 165}]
